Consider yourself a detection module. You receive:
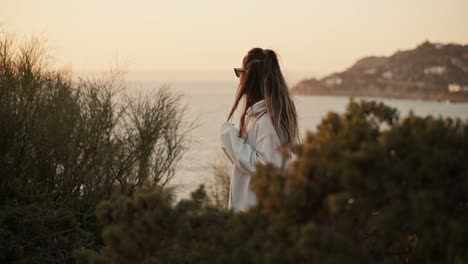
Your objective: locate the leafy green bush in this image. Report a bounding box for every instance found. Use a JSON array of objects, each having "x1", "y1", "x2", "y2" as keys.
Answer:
[
  {"x1": 78, "y1": 100, "x2": 468, "y2": 264},
  {"x1": 75, "y1": 186, "x2": 232, "y2": 264},
  {"x1": 0, "y1": 201, "x2": 96, "y2": 264},
  {"x1": 254, "y1": 100, "x2": 468, "y2": 263},
  {"x1": 0, "y1": 31, "x2": 190, "y2": 263}
]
